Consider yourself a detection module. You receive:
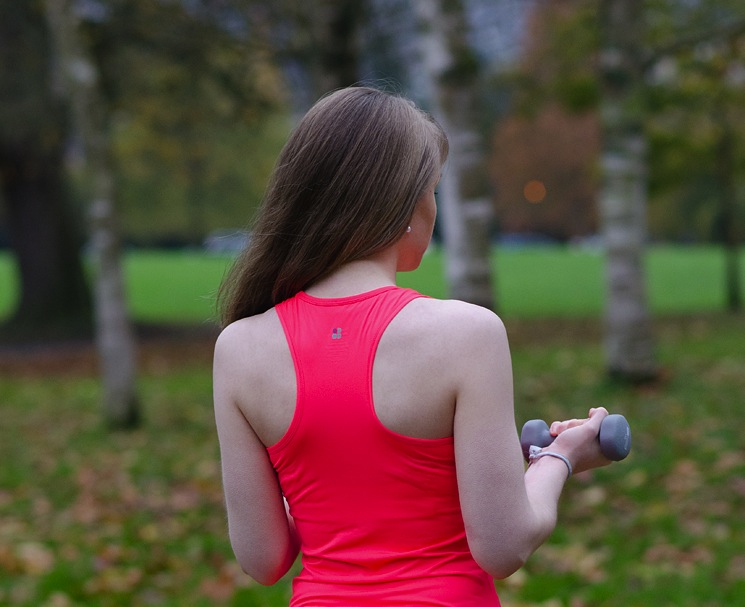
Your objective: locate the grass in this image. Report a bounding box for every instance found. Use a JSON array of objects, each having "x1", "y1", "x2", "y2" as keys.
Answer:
[
  {"x1": 2, "y1": 314, "x2": 744, "y2": 606},
  {"x1": 408, "y1": 244, "x2": 739, "y2": 317},
  {"x1": 0, "y1": 245, "x2": 742, "y2": 324},
  {"x1": 504, "y1": 314, "x2": 745, "y2": 606},
  {"x1": 1, "y1": 245, "x2": 744, "y2": 605}
]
